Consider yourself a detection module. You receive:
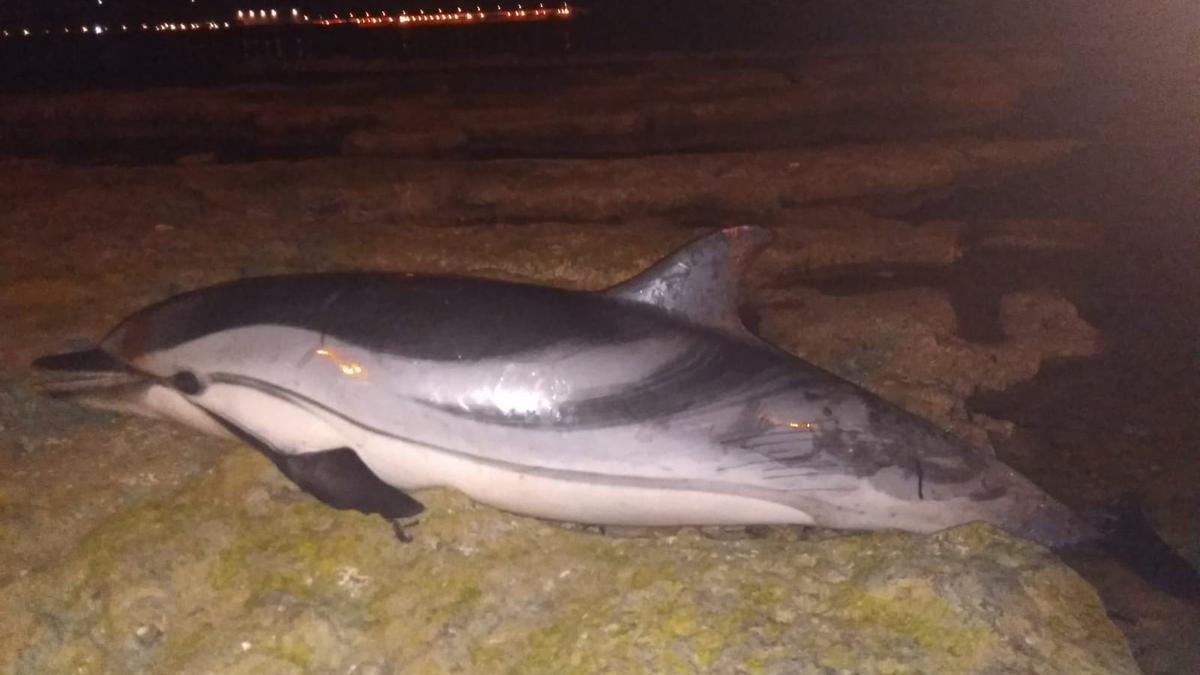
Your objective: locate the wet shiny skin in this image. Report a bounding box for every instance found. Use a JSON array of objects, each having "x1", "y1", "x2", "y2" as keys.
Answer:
[{"x1": 34, "y1": 228, "x2": 1094, "y2": 547}]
